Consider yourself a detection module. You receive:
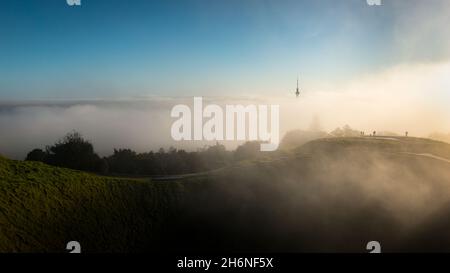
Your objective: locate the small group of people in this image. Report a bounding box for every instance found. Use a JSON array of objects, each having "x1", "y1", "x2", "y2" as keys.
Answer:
[
  {"x1": 359, "y1": 131, "x2": 409, "y2": 137},
  {"x1": 360, "y1": 131, "x2": 377, "y2": 137}
]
